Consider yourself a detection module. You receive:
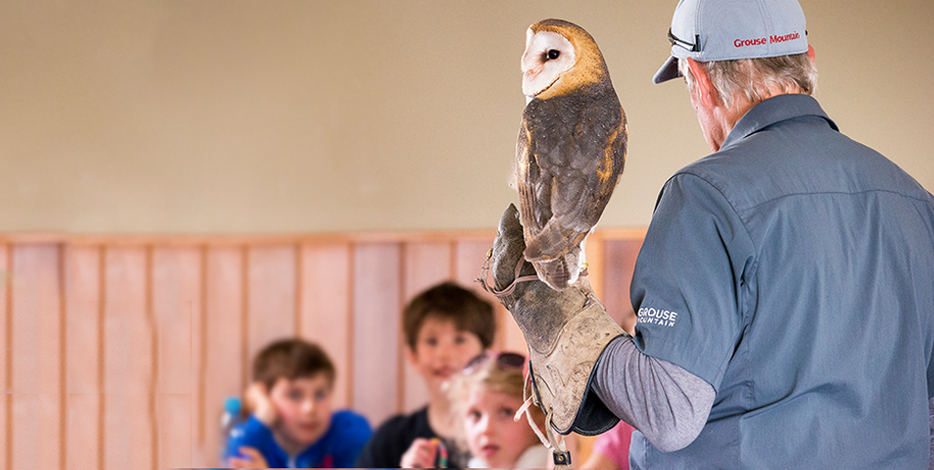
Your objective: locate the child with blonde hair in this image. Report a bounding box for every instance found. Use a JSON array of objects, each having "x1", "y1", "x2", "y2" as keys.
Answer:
[{"x1": 450, "y1": 351, "x2": 549, "y2": 468}]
